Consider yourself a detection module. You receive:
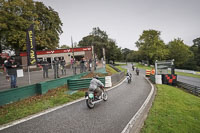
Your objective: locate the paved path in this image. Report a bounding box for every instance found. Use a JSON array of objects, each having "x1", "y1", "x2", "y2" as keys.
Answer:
[
  {"x1": 0, "y1": 64, "x2": 151, "y2": 133},
  {"x1": 177, "y1": 75, "x2": 200, "y2": 87}
]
